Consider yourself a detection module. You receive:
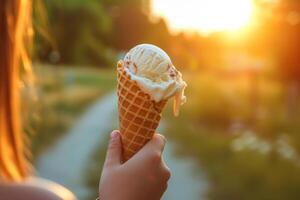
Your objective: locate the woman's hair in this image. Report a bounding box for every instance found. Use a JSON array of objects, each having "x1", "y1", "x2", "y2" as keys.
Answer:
[{"x1": 0, "y1": 0, "x2": 32, "y2": 181}]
